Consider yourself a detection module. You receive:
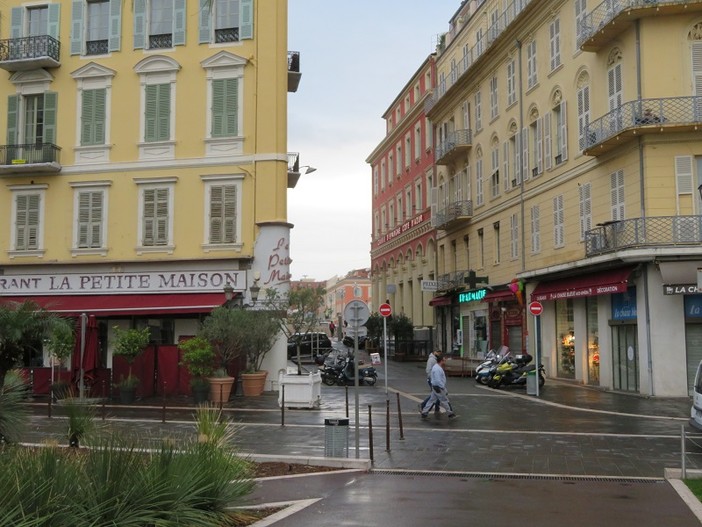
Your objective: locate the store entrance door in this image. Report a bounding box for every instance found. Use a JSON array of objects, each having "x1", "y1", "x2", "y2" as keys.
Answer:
[{"x1": 612, "y1": 324, "x2": 638, "y2": 392}]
